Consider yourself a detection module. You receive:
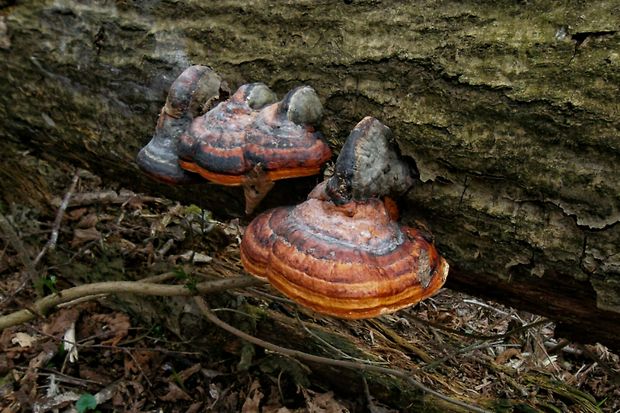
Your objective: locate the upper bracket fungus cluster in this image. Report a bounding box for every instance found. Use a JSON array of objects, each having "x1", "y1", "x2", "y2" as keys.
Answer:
[
  {"x1": 137, "y1": 66, "x2": 448, "y2": 319},
  {"x1": 138, "y1": 65, "x2": 332, "y2": 213}
]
